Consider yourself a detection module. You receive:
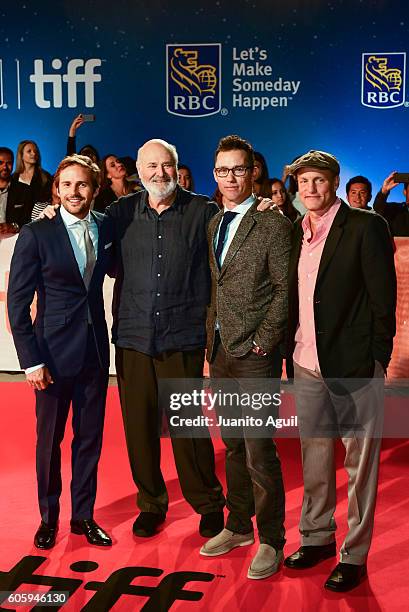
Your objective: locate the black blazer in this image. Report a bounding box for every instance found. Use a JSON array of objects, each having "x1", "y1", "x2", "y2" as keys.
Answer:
[
  {"x1": 288, "y1": 201, "x2": 396, "y2": 378},
  {"x1": 5, "y1": 181, "x2": 33, "y2": 227},
  {"x1": 7, "y1": 210, "x2": 115, "y2": 377},
  {"x1": 12, "y1": 169, "x2": 53, "y2": 206}
]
